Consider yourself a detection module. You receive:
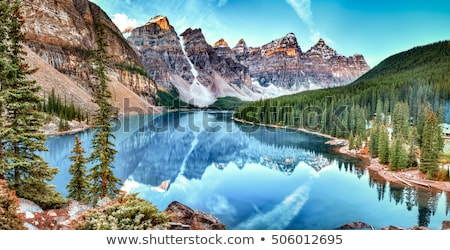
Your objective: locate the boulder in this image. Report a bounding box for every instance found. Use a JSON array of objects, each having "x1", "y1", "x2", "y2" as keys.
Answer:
[
  {"x1": 165, "y1": 201, "x2": 226, "y2": 230},
  {"x1": 339, "y1": 221, "x2": 373, "y2": 229},
  {"x1": 442, "y1": 221, "x2": 450, "y2": 230},
  {"x1": 381, "y1": 225, "x2": 407, "y2": 230}
]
